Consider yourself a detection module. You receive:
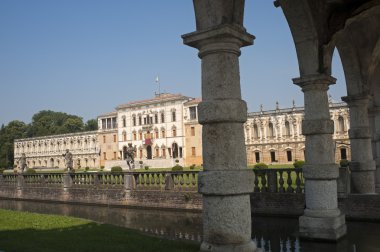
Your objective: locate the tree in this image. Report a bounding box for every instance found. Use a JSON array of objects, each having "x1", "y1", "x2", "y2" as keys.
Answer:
[
  {"x1": 62, "y1": 117, "x2": 84, "y2": 133},
  {"x1": 85, "y1": 119, "x2": 98, "y2": 131}
]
